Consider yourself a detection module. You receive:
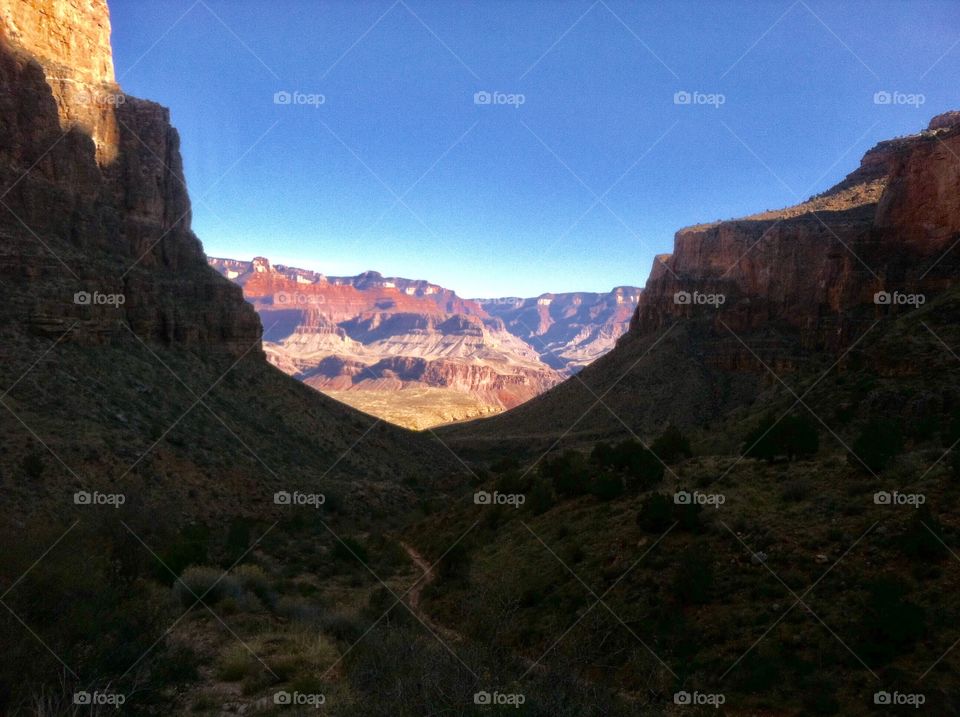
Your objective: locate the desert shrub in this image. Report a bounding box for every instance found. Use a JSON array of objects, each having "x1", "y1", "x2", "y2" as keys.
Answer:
[
  {"x1": 901, "y1": 504, "x2": 947, "y2": 561},
  {"x1": 650, "y1": 424, "x2": 692, "y2": 462},
  {"x1": 673, "y1": 499, "x2": 704, "y2": 532},
  {"x1": 224, "y1": 518, "x2": 252, "y2": 563},
  {"x1": 590, "y1": 442, "x2": 616, "y2": 466},
  {"x1": 944, "y1": 407, "x2": 960, "y2": 445},
  {"x1": 636, "y1": 493, "x2": 673, "y2": 533},
  {"x1": 276, "y1": 596, "x2": 323, "y2": 624},
  {"x1": 174, "y1": 565, "x2": 241, "y2": 607},
  {"x1": 527, "y1": 480, "x2": 555, "y2": 515},
  {"x1": 591, "y1": 471, "x2": 624, "y2": 501},
  {"x1": 496, "y1": 469, "x2": 531, "y2": 496},
  {"x1": 542, "y1": 450, "x2": 590, "y2": 497},
  {"x1": 216, "y1": 646, "x2": 258, "y2": 682},
  {"x1": 743, "y1": 413, "x2": 819, "y2": 461},
  {"x1": 438, "y1": 542, "x2": 471, "y2": 583},
  {"x1": 613, "y1": 440, "x2": 664, "y2": 484},
  {"x1": 849, "y1": 418, "x2": 903, "y2": 473},
  {"x1": 234, "y1": 563, "x2": 276, "y2": 607},
  {"x1": 0, "y1": 521, "x2": 177, "y2": 713},
  {"x1": 780, "y1": 478, "x2": 812, "y2": 502},
  {"x1": 320, "y1": 611, "x2": 366, "y2": 643},
  {"x1": 157, "y1": 524, "x2": 210, "y2": 583},
  {"x1": 332, "y1": 536, "x2": 369, "y2": 564},
  {"x1": 21, "y1": 452, "x2": 44, "y2": 479},
  {"x1": 800, "y1": 677, "x2": 840, "y2": 715},
  {"x1": 857, "y1": 577, "x2": 925, "y2": 666},
  {"x1": 671, "y1": 547, "x2": 714, "y2": 605}
]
